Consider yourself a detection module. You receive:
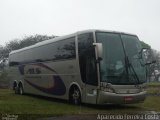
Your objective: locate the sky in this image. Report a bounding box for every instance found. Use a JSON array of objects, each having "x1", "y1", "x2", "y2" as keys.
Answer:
[{"x1": 0, "y1": 0, "x2": 160, "y2": 51}]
